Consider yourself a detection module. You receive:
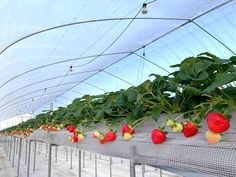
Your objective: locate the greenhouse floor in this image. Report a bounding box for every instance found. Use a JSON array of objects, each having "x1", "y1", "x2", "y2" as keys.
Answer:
[{"x1": 0, "y1": 142, "x2": 182, "y2": 177}]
